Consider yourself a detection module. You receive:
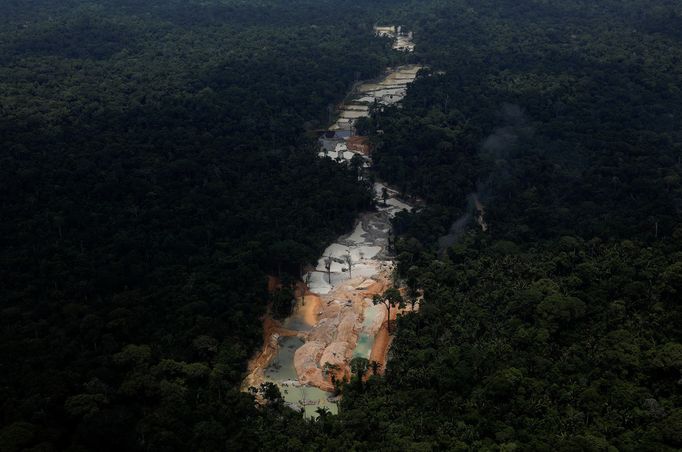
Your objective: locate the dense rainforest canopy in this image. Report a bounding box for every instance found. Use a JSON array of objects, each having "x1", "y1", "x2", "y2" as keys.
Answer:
[
  {"x1": 1, "y1": 0, "x2": 393, "y2": 449},
  {"x1": 1, "y1": 0, "x2": 681, "y2": 450}
]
